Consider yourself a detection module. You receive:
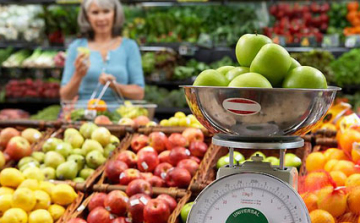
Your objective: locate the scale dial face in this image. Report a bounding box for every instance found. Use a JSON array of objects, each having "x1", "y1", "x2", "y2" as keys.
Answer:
[{"x1": 188, "y1": 172, "x2": 310, "y2": 223}]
